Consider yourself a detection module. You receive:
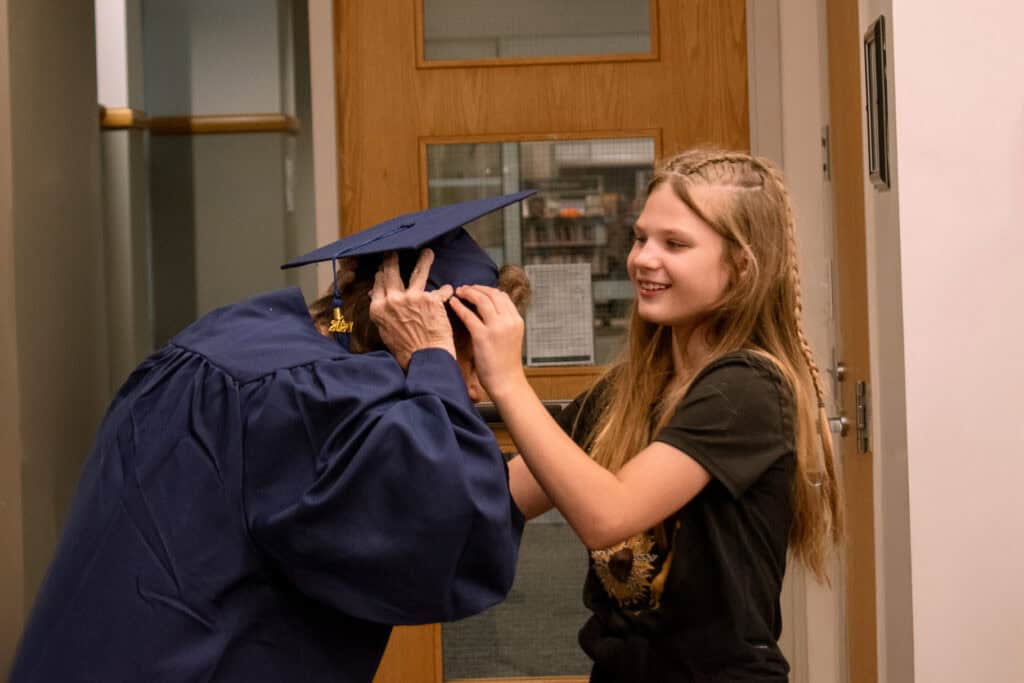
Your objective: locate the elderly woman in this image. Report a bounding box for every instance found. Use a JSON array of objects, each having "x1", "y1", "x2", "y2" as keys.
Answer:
[{"x1": 12, "y1": 194, "x2": 531, "y2": 683}]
